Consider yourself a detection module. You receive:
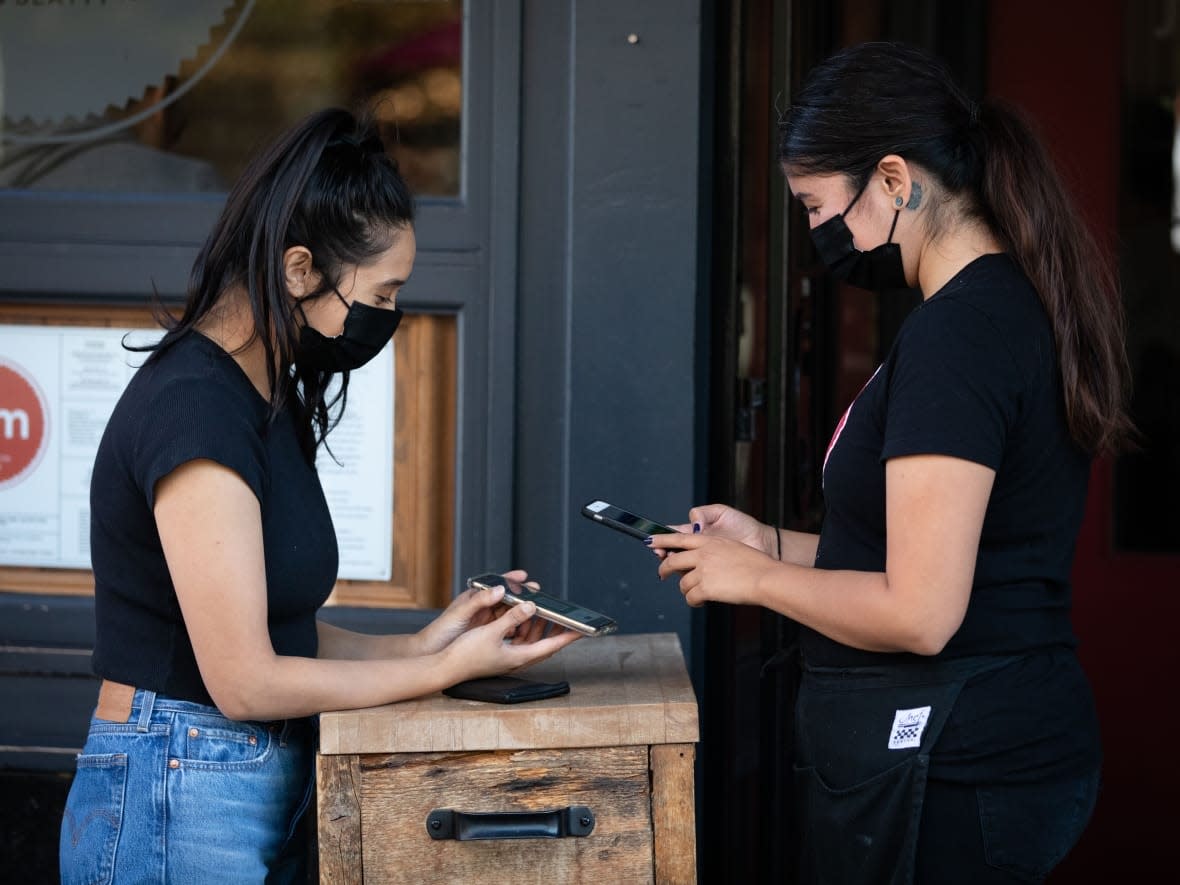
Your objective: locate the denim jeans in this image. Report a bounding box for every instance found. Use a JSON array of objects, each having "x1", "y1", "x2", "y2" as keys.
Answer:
[{"x1": 59, "y1": 689, "x2": 315, "y2": 884}]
